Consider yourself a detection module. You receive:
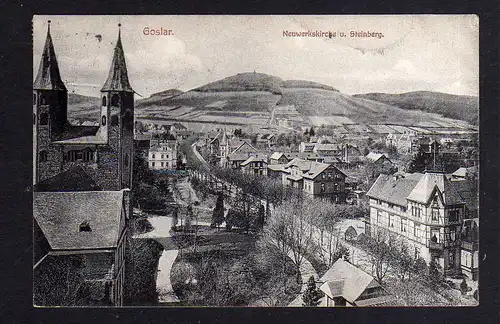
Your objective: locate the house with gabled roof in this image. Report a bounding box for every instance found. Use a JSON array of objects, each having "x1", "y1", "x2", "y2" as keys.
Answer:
[
  {"x1": 319, "y1": 259, "x2": 393, "y2": 307},
  {"x1": 278, "y1": 158, "x2": 347, "y2": 203},
  {"x1": 366, "y1": 170, "x2": 478, "y2": 279},
  {"x1": 240, "y1": 154, "x2": 268, "y2": 176}
]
